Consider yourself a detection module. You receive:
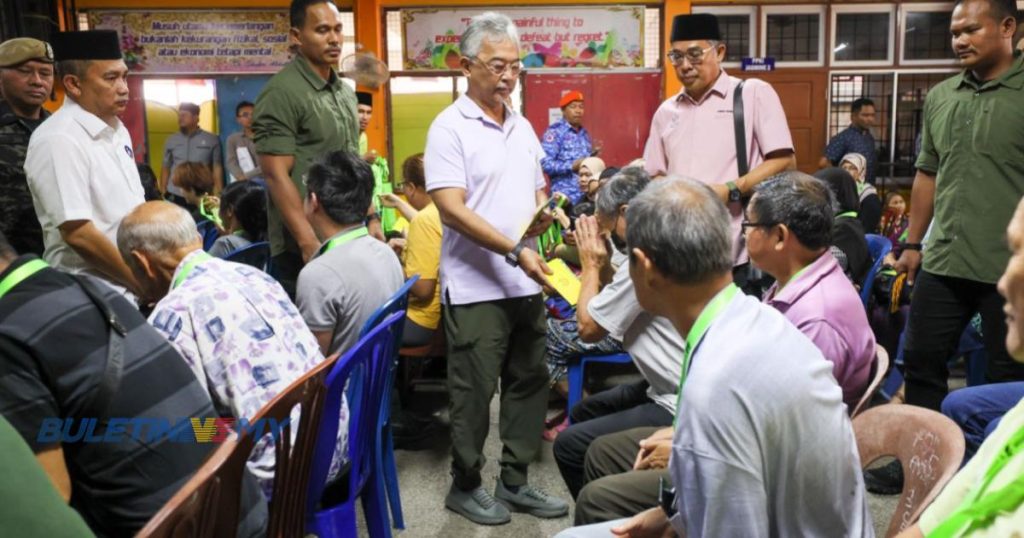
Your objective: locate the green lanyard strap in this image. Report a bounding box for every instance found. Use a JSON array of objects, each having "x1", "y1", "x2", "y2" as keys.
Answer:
[
  {"x1": 172, "y1": 252, "x2": 213, "y2": 290},
  {"x1": 928, "y1": 425, "x2": 1024, "y2": 537},
  {"x1": 317, "y1": 226, "x2": 369, "y2": 258},
  {"x1": 0, "y1": 259, "x2": 49, "y2": 299},
  {"x1": 837, "y1": 211, "x2": 858, "y2": 219},
  {"x1": 673, "y1": 283, "x2": 739, "y2": 427}
]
